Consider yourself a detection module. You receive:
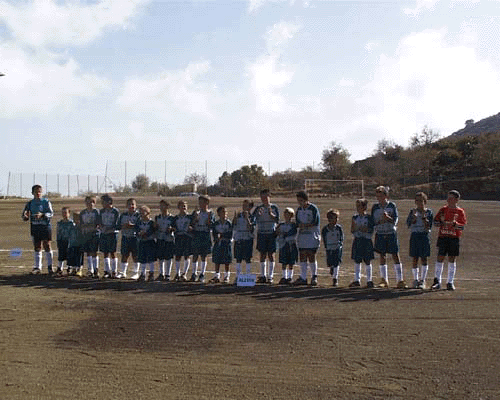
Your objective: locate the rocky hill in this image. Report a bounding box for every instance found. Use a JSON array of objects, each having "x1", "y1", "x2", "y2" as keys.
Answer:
[{"x1": 450, "y1": 112, "x2": 500, "y2": 138}]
